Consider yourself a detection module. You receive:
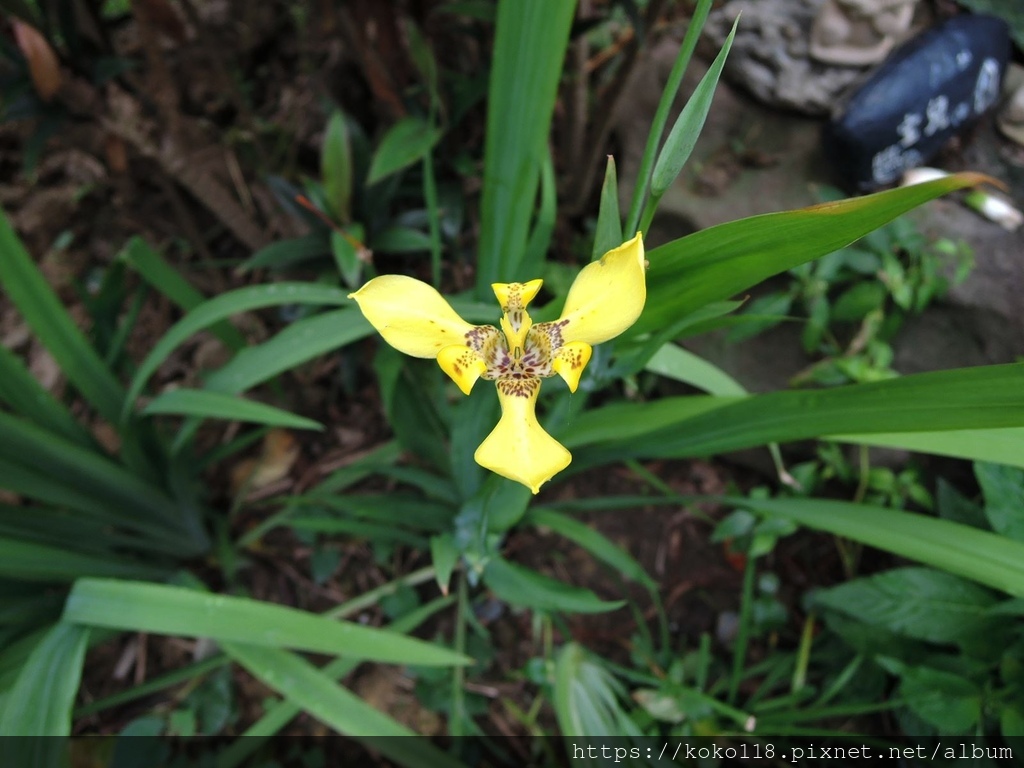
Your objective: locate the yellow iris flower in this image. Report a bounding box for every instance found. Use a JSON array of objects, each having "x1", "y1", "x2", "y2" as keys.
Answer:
[{"x1": 349, "y1": 233, "x2": 646, "y2": 494}]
